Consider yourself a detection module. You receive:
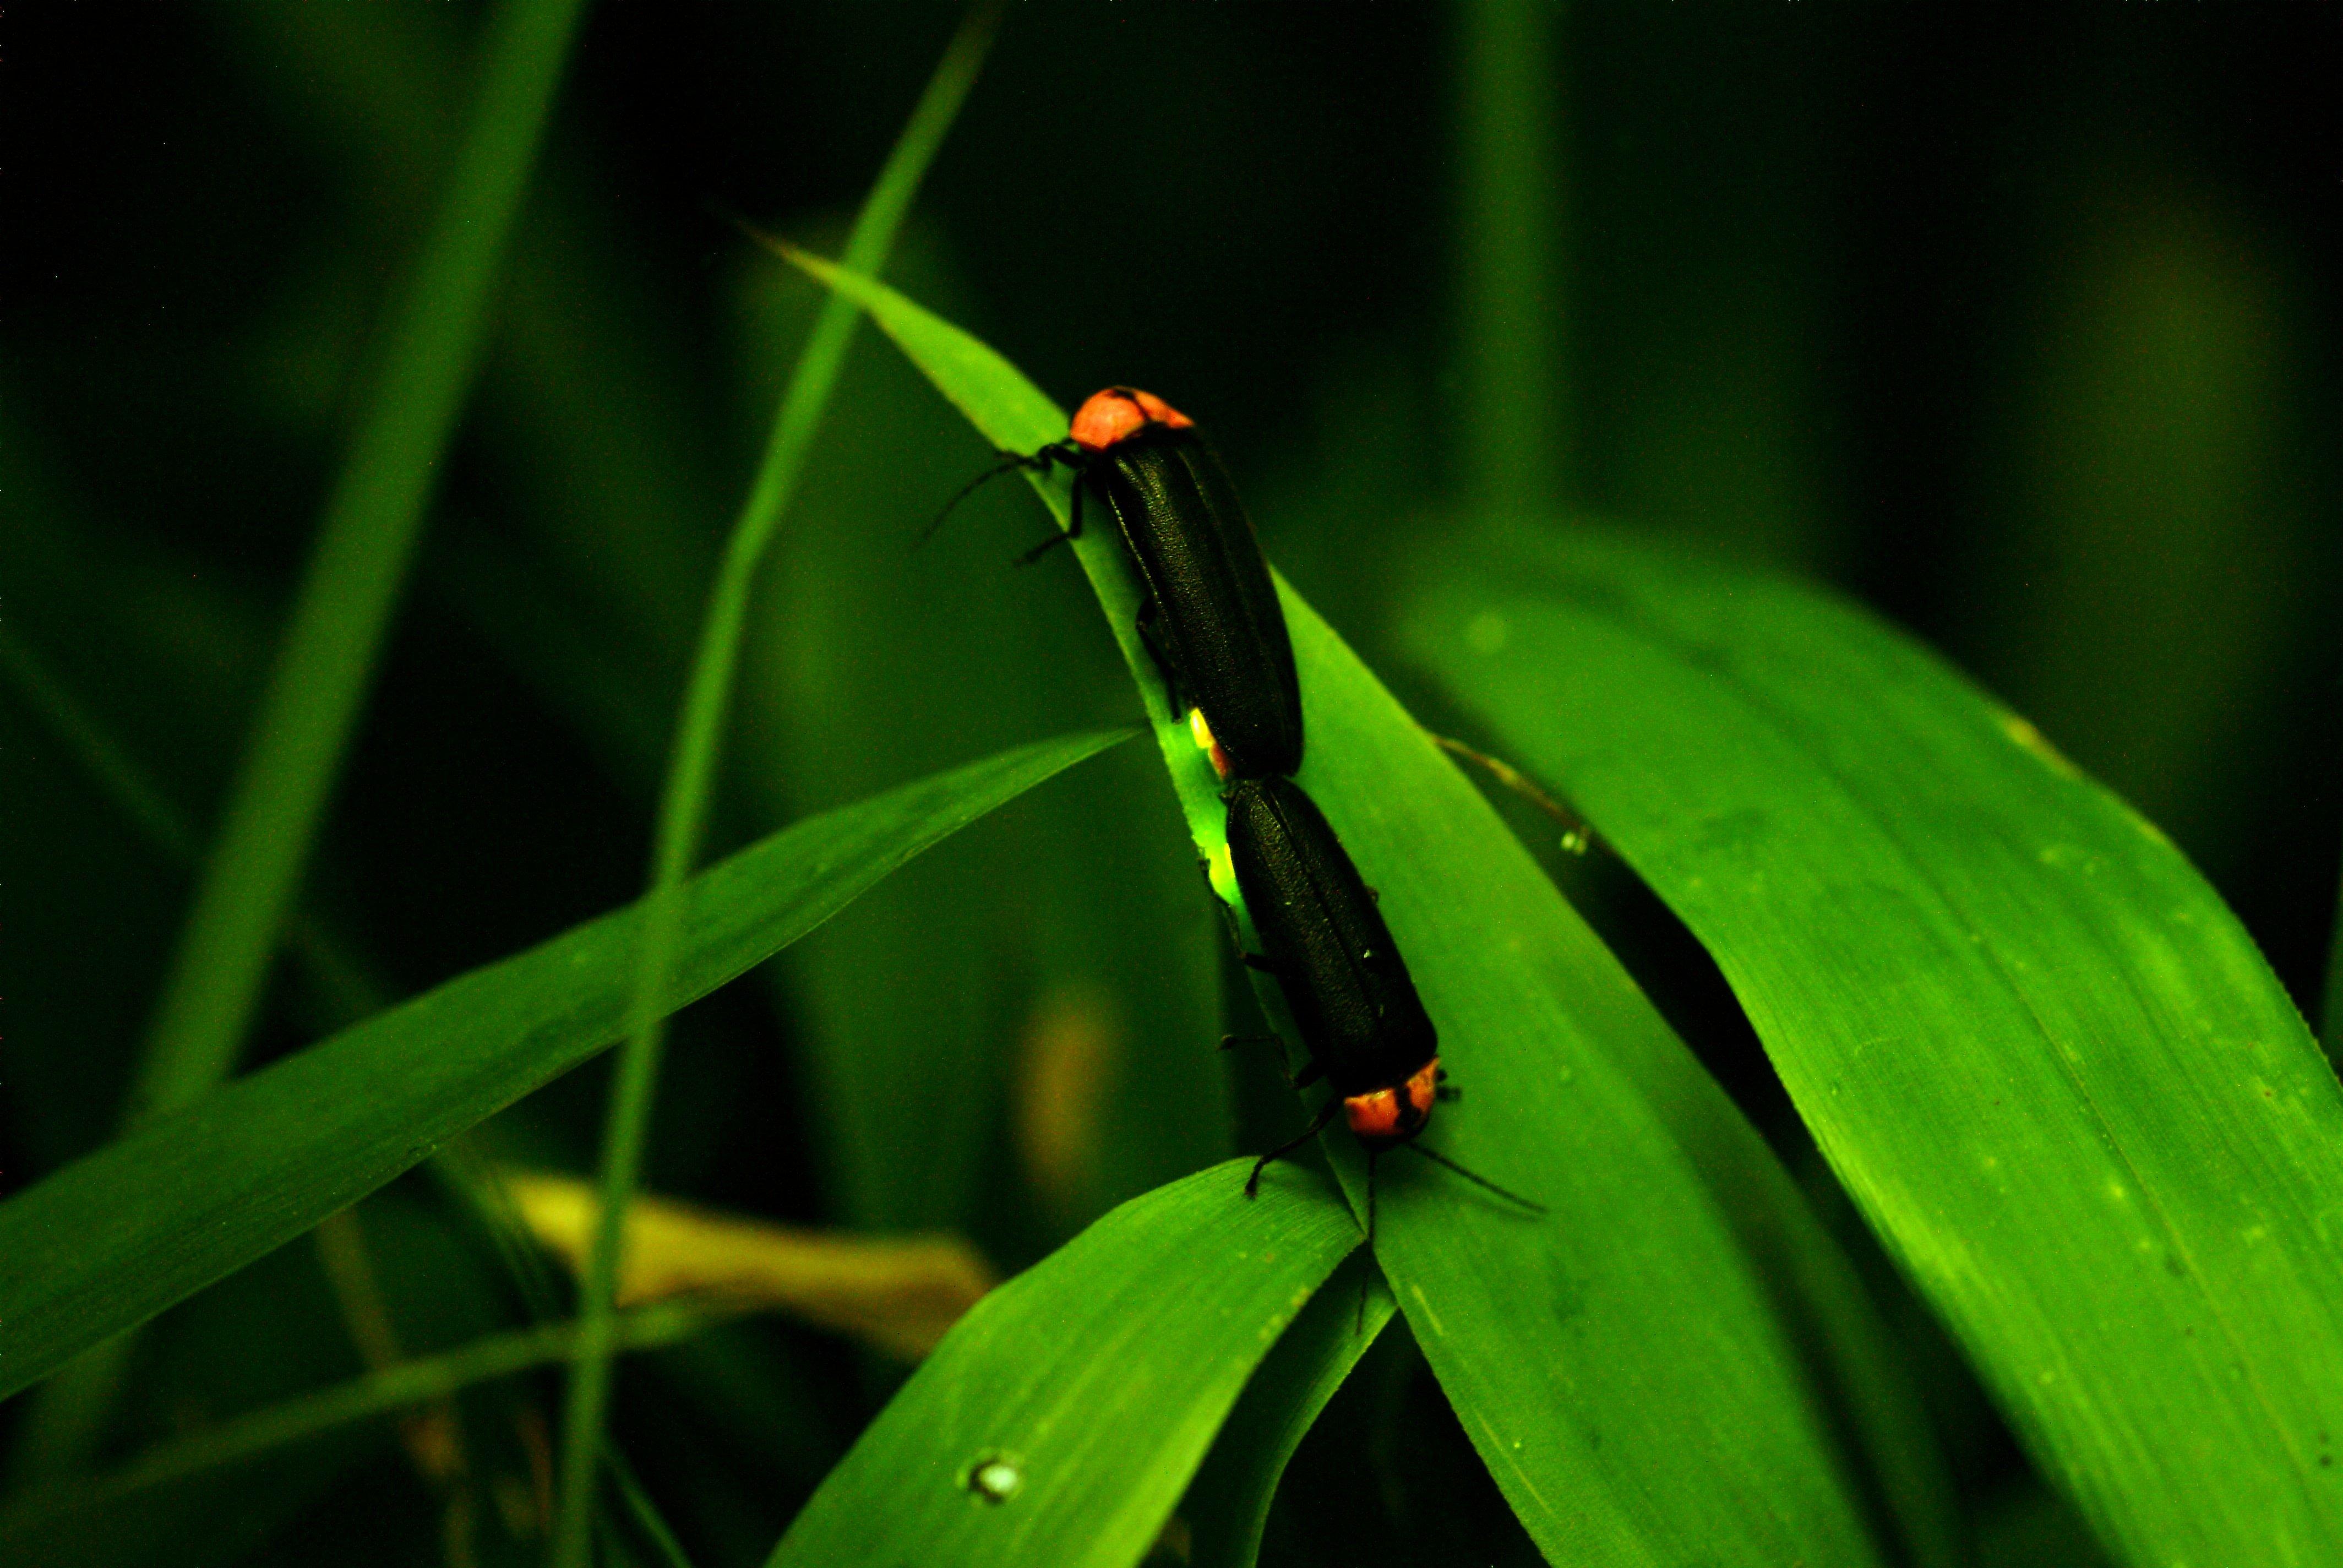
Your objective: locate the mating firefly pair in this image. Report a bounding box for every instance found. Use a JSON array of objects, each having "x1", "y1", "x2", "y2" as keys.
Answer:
[{"x1": 949, "y1": 387, "x2": 1533, "y2": 1221}]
